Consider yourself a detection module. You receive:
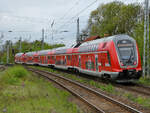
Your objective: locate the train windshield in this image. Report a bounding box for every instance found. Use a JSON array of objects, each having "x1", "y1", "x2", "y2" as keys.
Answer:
[
  {"x1": 117, "y1": 40, "x2": 136, "y2": 65},
  {"x1": 118, "y1": 47, "x2": 133, "y2": 60}
]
